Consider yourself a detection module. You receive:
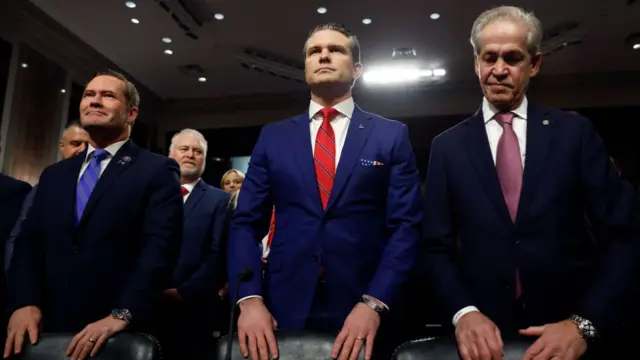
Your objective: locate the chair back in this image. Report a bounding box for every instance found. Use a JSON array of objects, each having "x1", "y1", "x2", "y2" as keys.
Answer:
[
  {"x1": 13, "y1": 332, "x2": 160, "y2": 360},
  {"x1": 392, "y1": 337, "x2": 533, "y2": 360}
]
